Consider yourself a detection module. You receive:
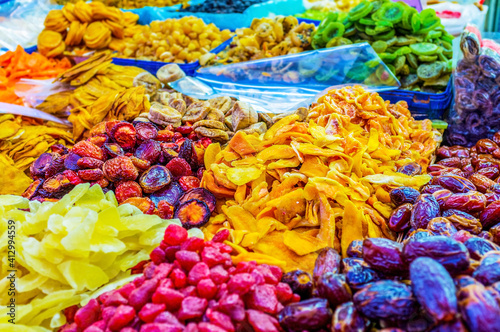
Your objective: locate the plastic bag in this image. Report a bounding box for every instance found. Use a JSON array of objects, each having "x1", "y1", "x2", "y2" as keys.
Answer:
[
  {"x1": 14, "y1": 78, "x2": 73, "y2": 109},
  {"x1": 171, "y1": 42, "x2": 399, "y2": 114},
  {"x1": 444, "y1": 25, "x2": 500, "y2": 146},
  {"x1": 0, "y1": 101, "x2": 71, "y2": 125},
  {"x1": 427, "y1": 2, "x2": 487, "y2": 36}
]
